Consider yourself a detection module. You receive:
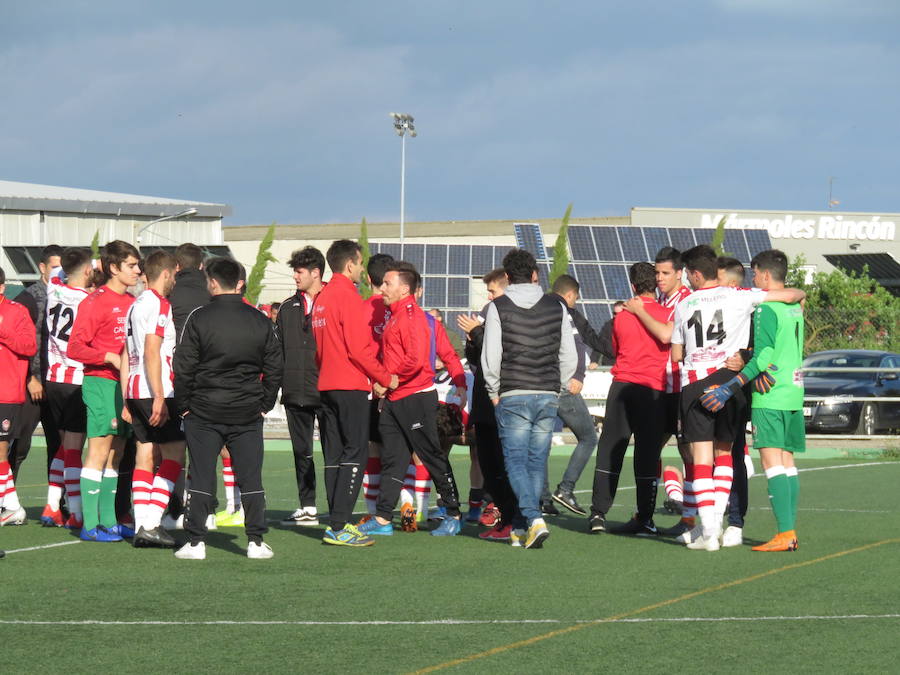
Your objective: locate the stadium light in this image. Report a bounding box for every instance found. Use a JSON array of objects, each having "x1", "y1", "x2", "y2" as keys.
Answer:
[
  {"x1": 135, "y1": 208, "x2": 199, "y2": 245},
  {"x1": 390, "y1": 113, "x2": 417, "y2": 244}
]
